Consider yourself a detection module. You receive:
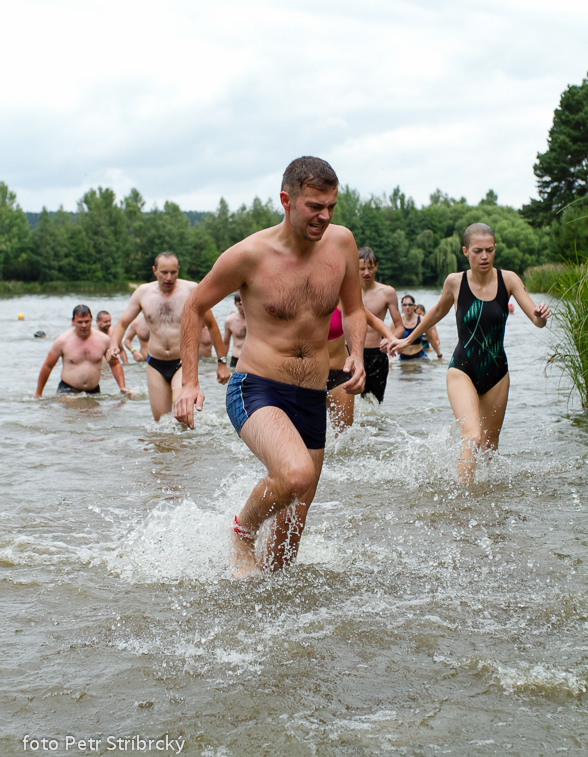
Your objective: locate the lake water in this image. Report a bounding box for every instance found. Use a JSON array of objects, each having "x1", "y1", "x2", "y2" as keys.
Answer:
[{"x1": 1, "y1": 290, "x2": 587, "y2": 756}]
